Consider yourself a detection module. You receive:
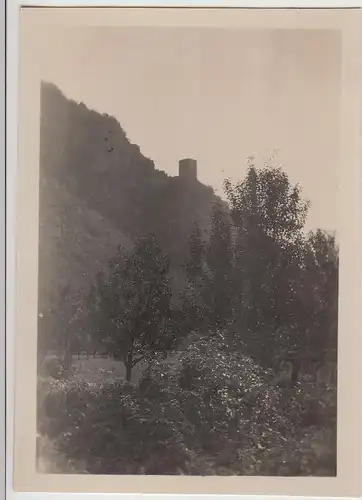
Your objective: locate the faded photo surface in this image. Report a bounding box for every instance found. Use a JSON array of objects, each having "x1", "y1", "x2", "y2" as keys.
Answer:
[{"x1": 14, "y1": 7, "x2": 361, "y2": 496}]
